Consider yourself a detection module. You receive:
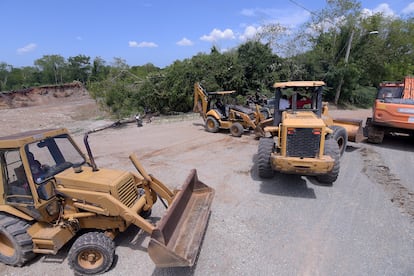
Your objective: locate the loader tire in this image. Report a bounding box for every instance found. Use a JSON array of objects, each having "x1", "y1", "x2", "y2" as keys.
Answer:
[
  {"x1": 0, "y1": 213, "x2": 35, "y2": 267},
  {"x1": 230, "y1": 122, "x2": 244, "y2": 137},
  {"x1": 329, "y1": 126, "x2": 347, "y2": 157},
  {"x1": 68, "y1": 231, "x2": 115, "y2": 275},
  {"x1": 205, "y1": 116, "x2": 219, "y2": 133},
  {"x1": 316, "y1": 138, "x2": 340, "y2": 185},
  {"x1": 257, "y1": 138, "x2": 274, "y2": 178}
]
